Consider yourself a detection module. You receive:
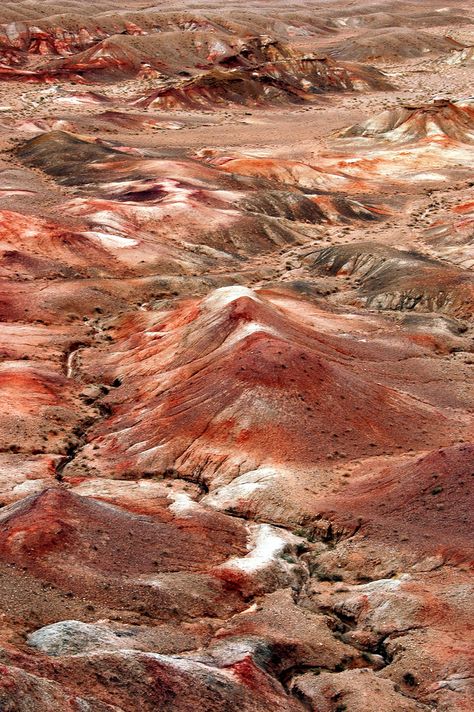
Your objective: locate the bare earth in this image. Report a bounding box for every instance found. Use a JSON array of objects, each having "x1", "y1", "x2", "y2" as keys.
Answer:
[{"x1": 0, "y1": 1, "x2": 472, "y2": 711}]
